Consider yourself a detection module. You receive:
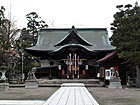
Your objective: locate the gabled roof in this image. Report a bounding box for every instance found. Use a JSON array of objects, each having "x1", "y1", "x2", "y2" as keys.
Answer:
[
  {"x1": 26, "y1": 26, "x2": 116, "y2": 53},
  {"x1": 54, "y1": 26, "x2": 92, "y2": 46}
]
